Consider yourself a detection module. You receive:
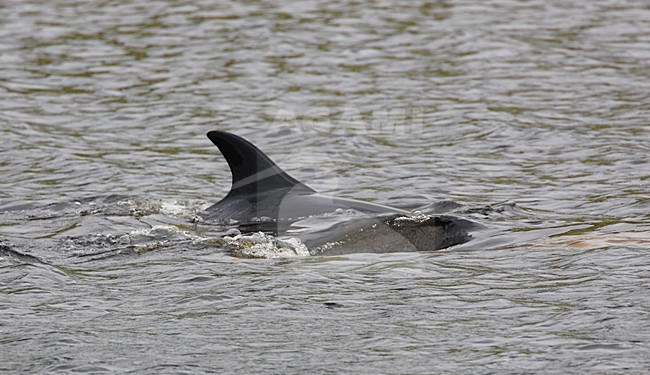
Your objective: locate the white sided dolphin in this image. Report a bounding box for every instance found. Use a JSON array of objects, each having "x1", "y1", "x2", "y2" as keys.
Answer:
[{"x1": 199, "y1": 131, "x2": 481, "y2": 254}]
